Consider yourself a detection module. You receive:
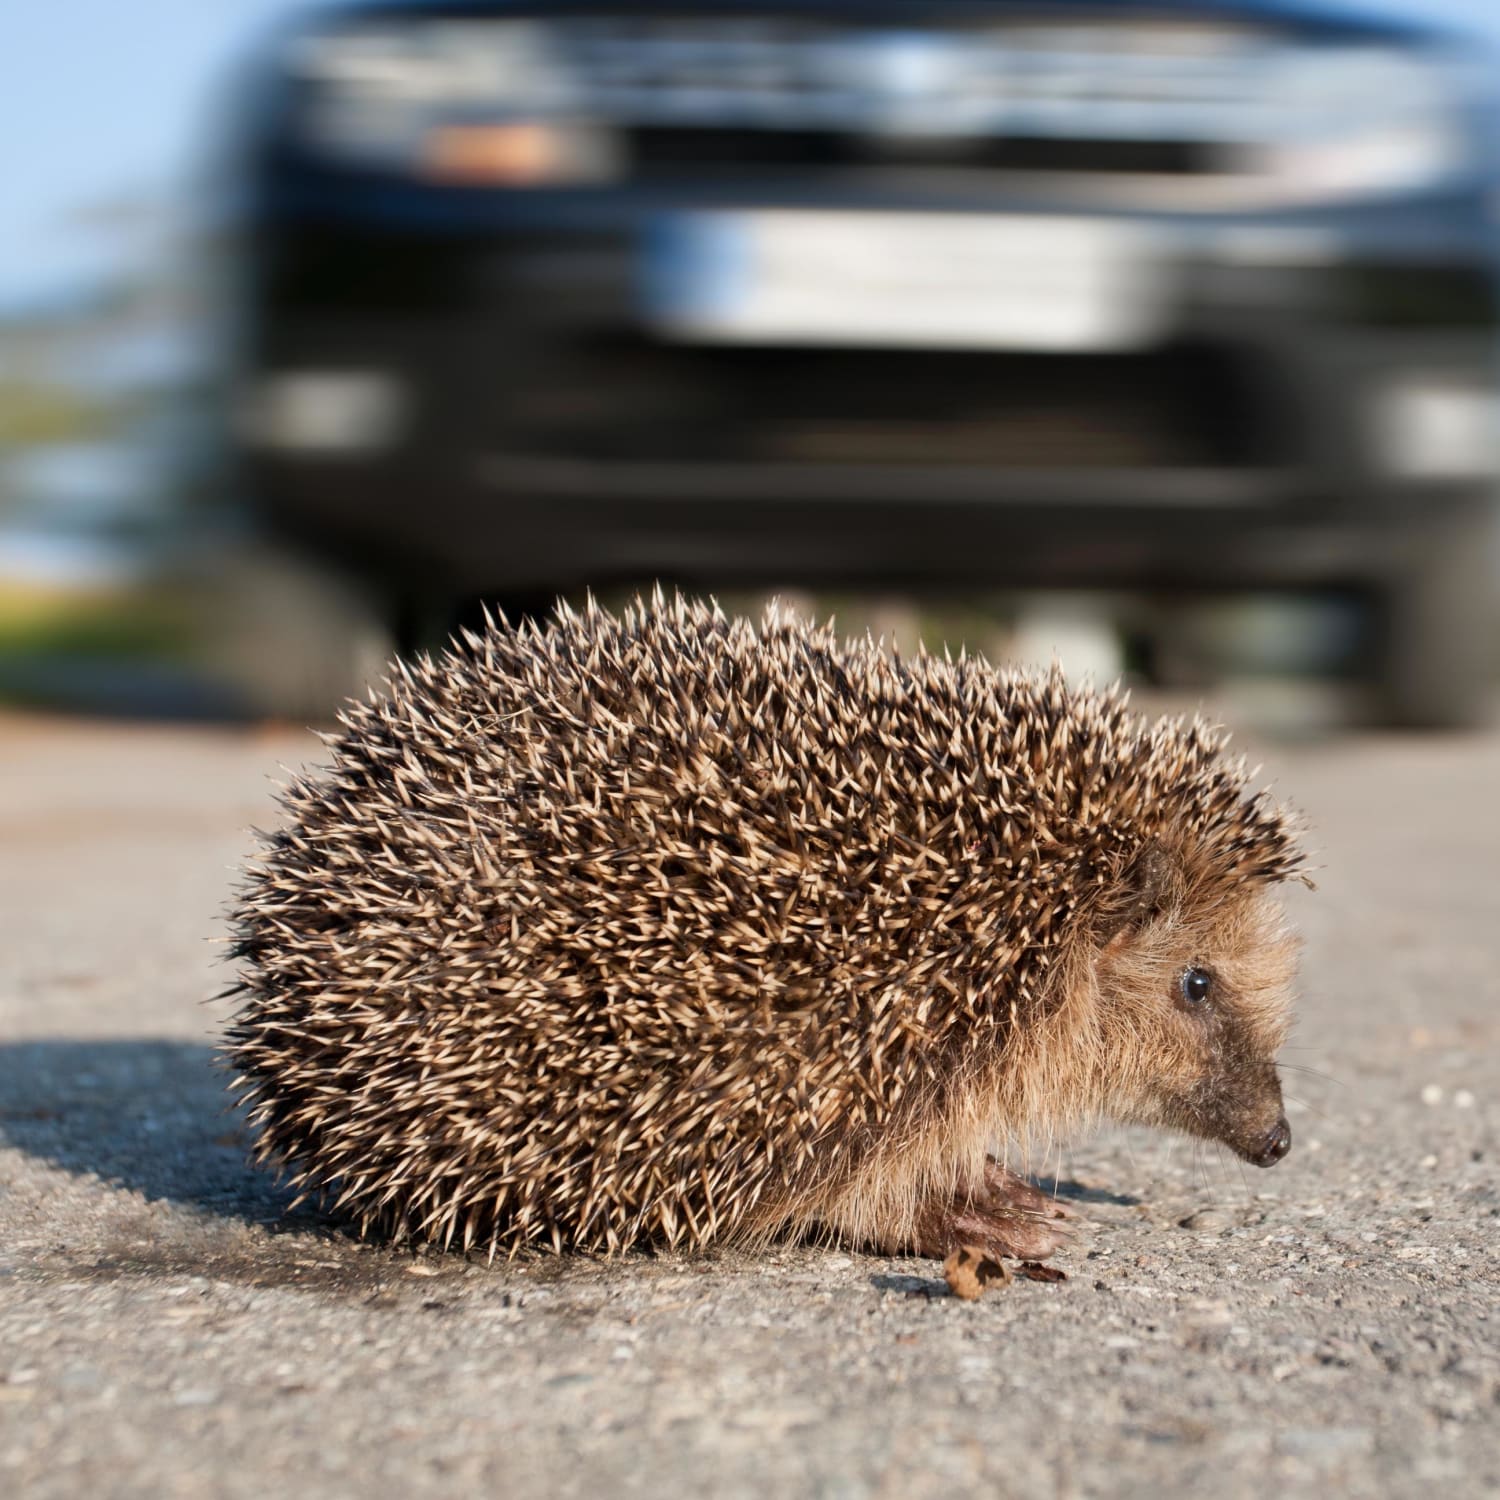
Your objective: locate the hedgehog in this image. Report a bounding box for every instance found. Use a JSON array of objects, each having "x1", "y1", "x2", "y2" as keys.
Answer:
[{"x1": 223, "y1": 591, "x2": 1309, "y2": 1263}]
